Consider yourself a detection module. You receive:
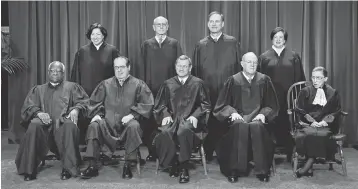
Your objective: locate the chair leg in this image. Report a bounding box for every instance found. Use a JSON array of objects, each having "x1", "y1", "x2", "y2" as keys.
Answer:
[
  {"x1": 136, "y1": 149, "x2": 141, "y2": 175},
  {"x1": 271, "y1": 156, "x2": 276, "y2": 176},
  {"x1": 292, "y1": 152, "x2": 299, "y2": 174},
  {"x1": 329, "y1": 163, "x2": 333, "y2": 170},
  {"x1": 338, "y1": 143, "x2": 347, "y2": 176},
  {"x1": 41, "y1": 160, "x2": 45, "y2": 166},
  {"x1": 155, "y1": 158, "x2": 160, "y2": 175},
  {"x1": 200, "y1": 144, "x2": 208, "y2": 175}
]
